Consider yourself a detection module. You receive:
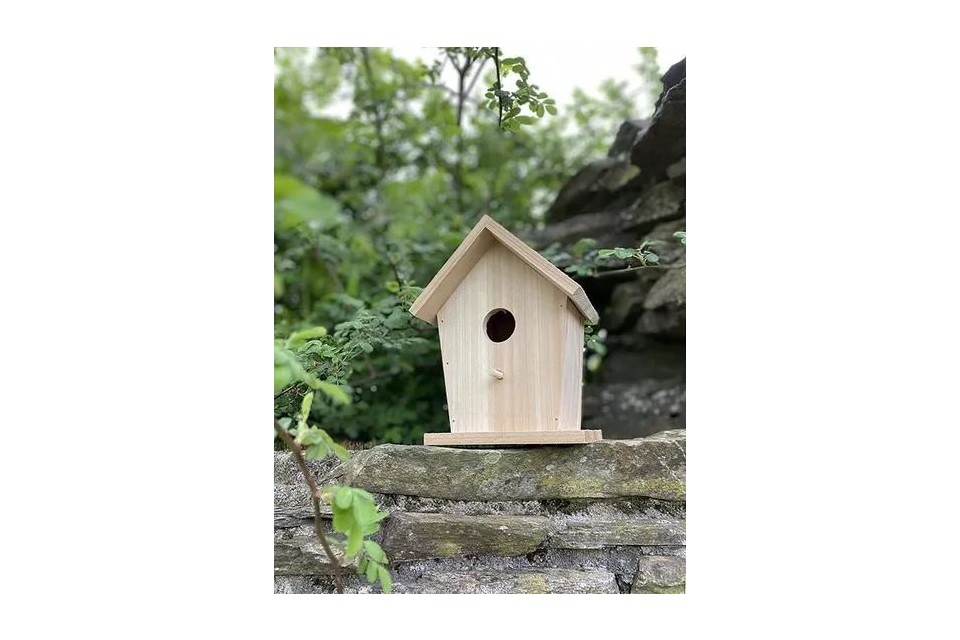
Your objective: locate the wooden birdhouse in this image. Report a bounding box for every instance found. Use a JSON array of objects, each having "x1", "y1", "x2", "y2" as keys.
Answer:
[{"x1": 410, "y1": 215, "x2": 602, "y2": 446}]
